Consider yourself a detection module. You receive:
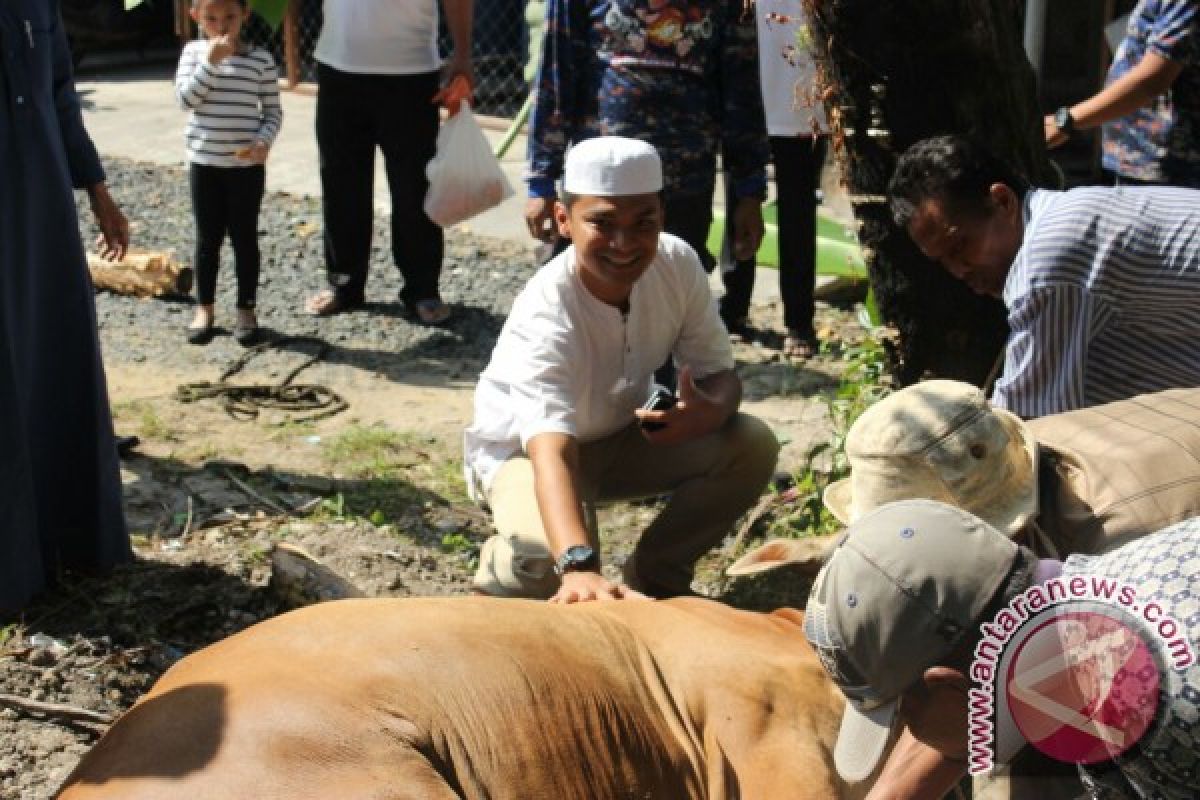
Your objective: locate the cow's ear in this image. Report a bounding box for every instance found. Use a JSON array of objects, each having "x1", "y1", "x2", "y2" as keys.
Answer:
[{"x1": 726, "y1": 536, "x2": 837, "y2": 577}]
